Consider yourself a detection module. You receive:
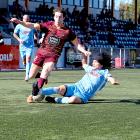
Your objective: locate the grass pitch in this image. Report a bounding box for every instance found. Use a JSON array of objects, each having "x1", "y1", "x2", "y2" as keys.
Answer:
[{"x1": 0, "y1": 69, "x2": 140, "y2": 140}]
